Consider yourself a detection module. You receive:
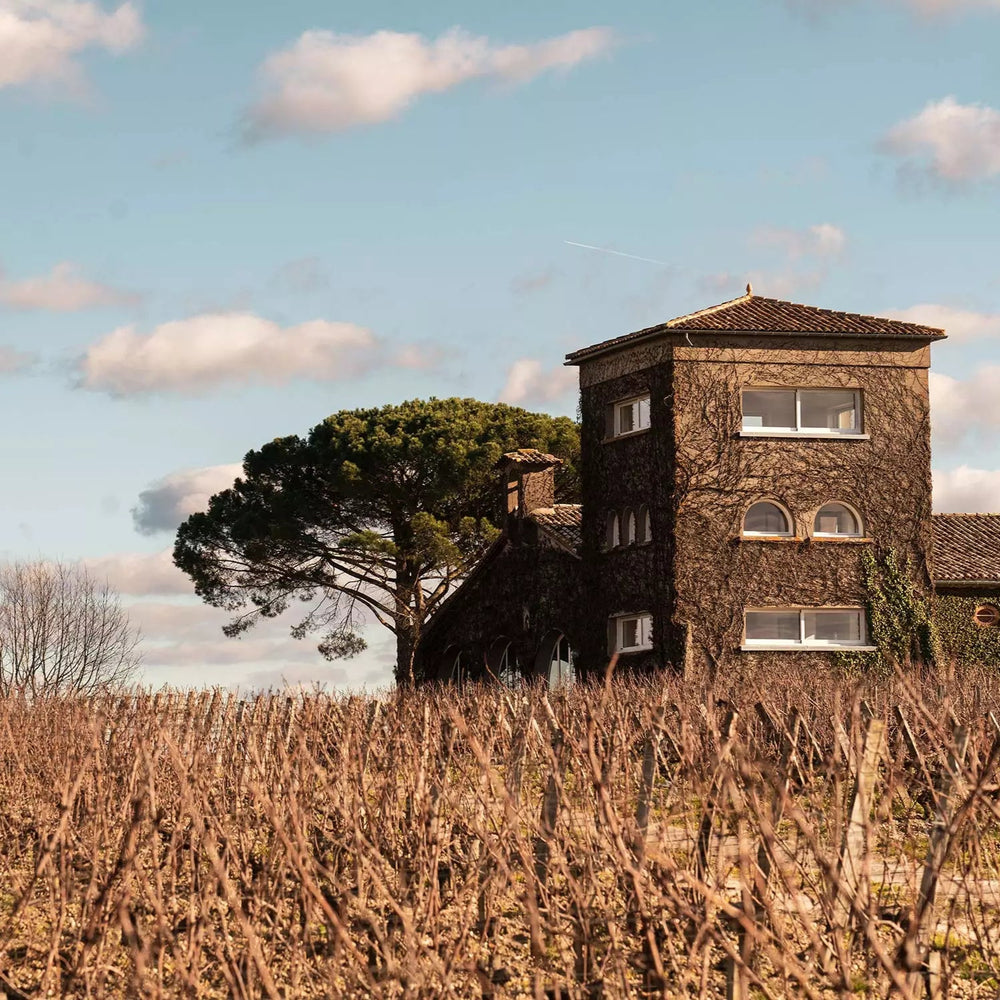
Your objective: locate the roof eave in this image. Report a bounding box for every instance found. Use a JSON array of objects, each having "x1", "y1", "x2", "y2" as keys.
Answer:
[
  {"x1": 933, "y1": 578, "x2": 1000, "y2": 587},
  {"x1": 565, "y1": 326, "x2": 946, "y2": 366}
]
